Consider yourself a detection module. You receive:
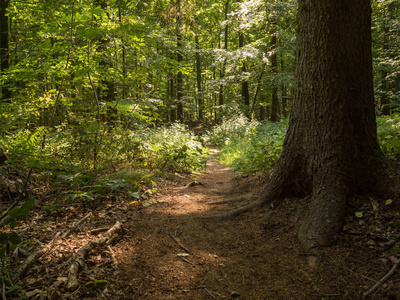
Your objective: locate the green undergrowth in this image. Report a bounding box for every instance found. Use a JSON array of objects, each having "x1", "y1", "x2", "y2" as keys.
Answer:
[
  {"x1": 207, "y1": 113, "x2": 400, "y2": 174},
  {"x1": 1, "y1": 122, "x2": 209, "y2": 201},
  {"x1": 206, "y1": 115, "x2": 287, "y2": 174}
]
